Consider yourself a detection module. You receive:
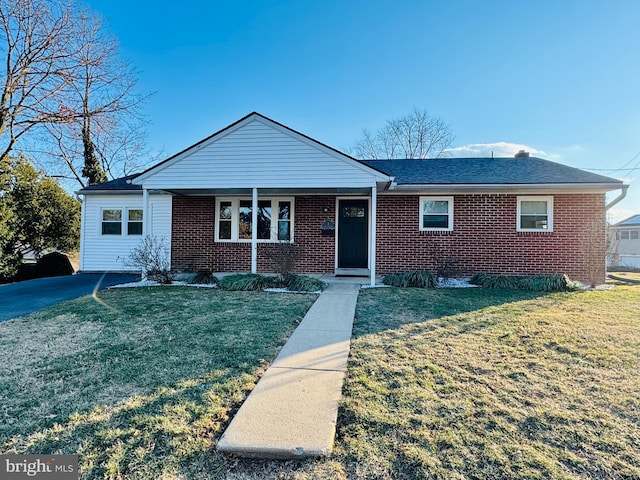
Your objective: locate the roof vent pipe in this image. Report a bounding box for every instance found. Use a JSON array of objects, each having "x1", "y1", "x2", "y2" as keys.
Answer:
[{"x1": 514, "y1": 150, "x2": 530, "y2": 158}]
